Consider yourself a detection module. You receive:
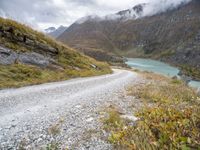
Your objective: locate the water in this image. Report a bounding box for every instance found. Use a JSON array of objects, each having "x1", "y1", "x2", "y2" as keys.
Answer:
[{"x1": 126, "y1": 58, "x2": 200, "y2": 89}]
